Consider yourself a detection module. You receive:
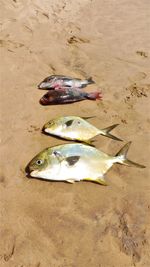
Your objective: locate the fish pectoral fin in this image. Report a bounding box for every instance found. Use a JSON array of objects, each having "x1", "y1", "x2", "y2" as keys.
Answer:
[
  {"x1": 66, "y1": 179, "x2": 75, "y2": 184},
  {"x1": 84, "y1": 177, "x2": 108, "y2": 186},
  {"x1": 65, "y1": 156, "x2": 80, "y2": 166},
  {"x1": 53, "y1": 151, "x2": 65, "y2": 162},
  {"x1": 54, "y1": 153, "x2": 80, "y2": 166},
  {"x1": 65, "y1": 120, "x2": 74, "y2": 127}
]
